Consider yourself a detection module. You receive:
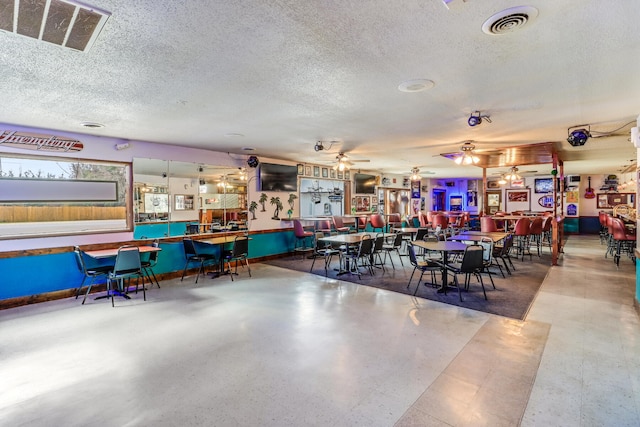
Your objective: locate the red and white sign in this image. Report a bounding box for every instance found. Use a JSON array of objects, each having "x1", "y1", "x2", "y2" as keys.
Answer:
[{"x1": 0, "y1": 130, "x2": 83, "y2": 152}]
